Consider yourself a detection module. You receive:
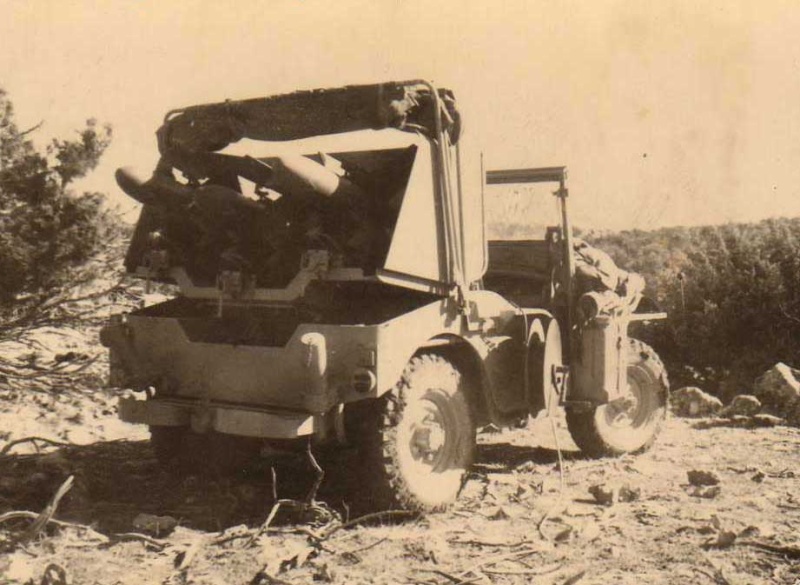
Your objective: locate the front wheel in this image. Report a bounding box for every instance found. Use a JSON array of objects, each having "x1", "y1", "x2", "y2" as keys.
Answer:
[
  {"x1": 347, "y1": 353, "x2": 476, "y2": 511},
  {"x1": 566, "y1": 339, "x2": 669, "y2": 458}
]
